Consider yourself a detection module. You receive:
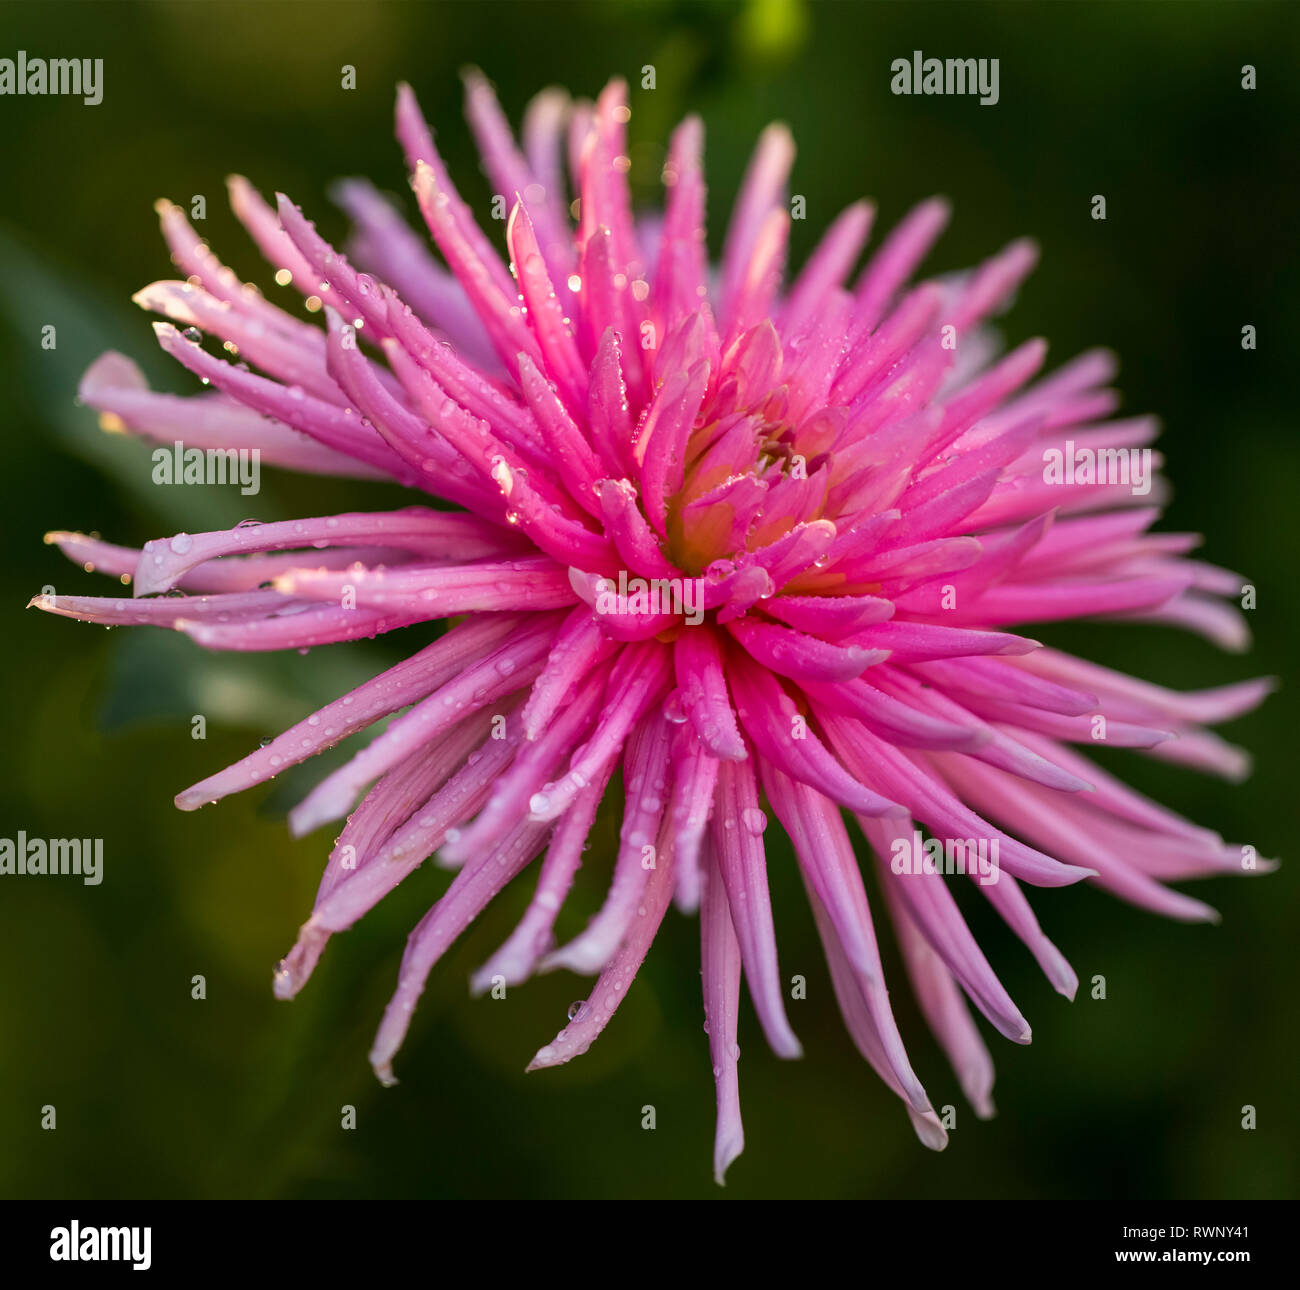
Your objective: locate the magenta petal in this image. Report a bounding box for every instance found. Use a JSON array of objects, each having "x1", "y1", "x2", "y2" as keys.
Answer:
[
  {"x1": 727, "y1": 615, "x2": 883, "y2": 684},
  {"x1": 728, "y1": 654, "x2": 907, "y2": 818},
  {"x1": 471, "y1": 762, "x2": 616, "y2": 994},
  {"x1": 763, "y1": 764, "x2": 931, "y2": 1112},
  {"x1": 288, "y1": 616, "x2": 558, "y2": 835},
  {"x1": 133, "y1": 509, "x2": 520, "y2": 597},
  {"x1": 700, "y1": 846, "x2": 745, "y2": 1183},
  {"x1": 880, "y1": 873, "x2": 997, "y2": 1119},
  {"x1": 441, "y1": 660, "x2": 608, "y2": 865},
  {"x1": 711, "y1": 757, "x2": 802, "y2": 1060},
  {"x1": 668, "y1": 724, "x2": 719, "y2": 915},
  {"x1": 175, "y1": 614, "x2": 525, "y2": 809},
  {"x1": 859, "y1": 813, "x2": 1033, "y2": 1043},
  {"x1": 370, "y1": 815, "x2": 553, "y2": 1085},
  {"x1": 275, "y1": 708, "x2": 498, "y2": 999},
  {"x1": 544, "y1": 710, "x2": 673, "y2": 973},
  {"x1": 525, "y1": 814, "x2": 677, "y2": 1073}
]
